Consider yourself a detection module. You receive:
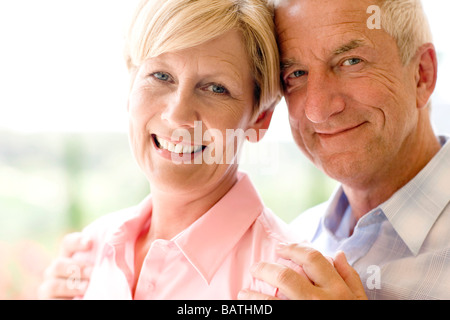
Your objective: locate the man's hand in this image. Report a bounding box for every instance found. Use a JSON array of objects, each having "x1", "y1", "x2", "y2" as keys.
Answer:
[
  {"x1": 38, "y1": 232, "x2": 93, "y2": 299},
  {"x1": 238, "y1": 243, "x2": 368, "y2": 300}
]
